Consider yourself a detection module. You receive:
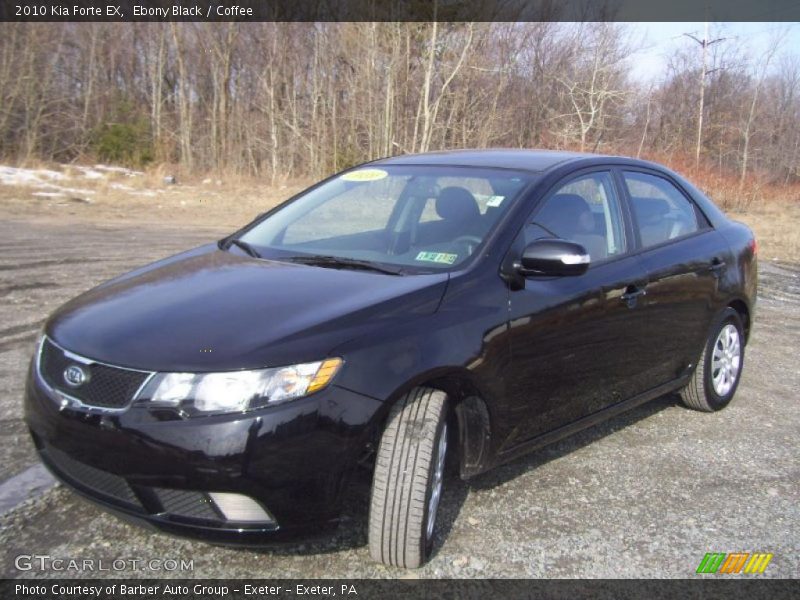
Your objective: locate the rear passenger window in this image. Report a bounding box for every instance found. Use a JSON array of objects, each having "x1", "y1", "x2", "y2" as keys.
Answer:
[{"x1": 623, "y1": 172, "x2": 699, "y2": 248}]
